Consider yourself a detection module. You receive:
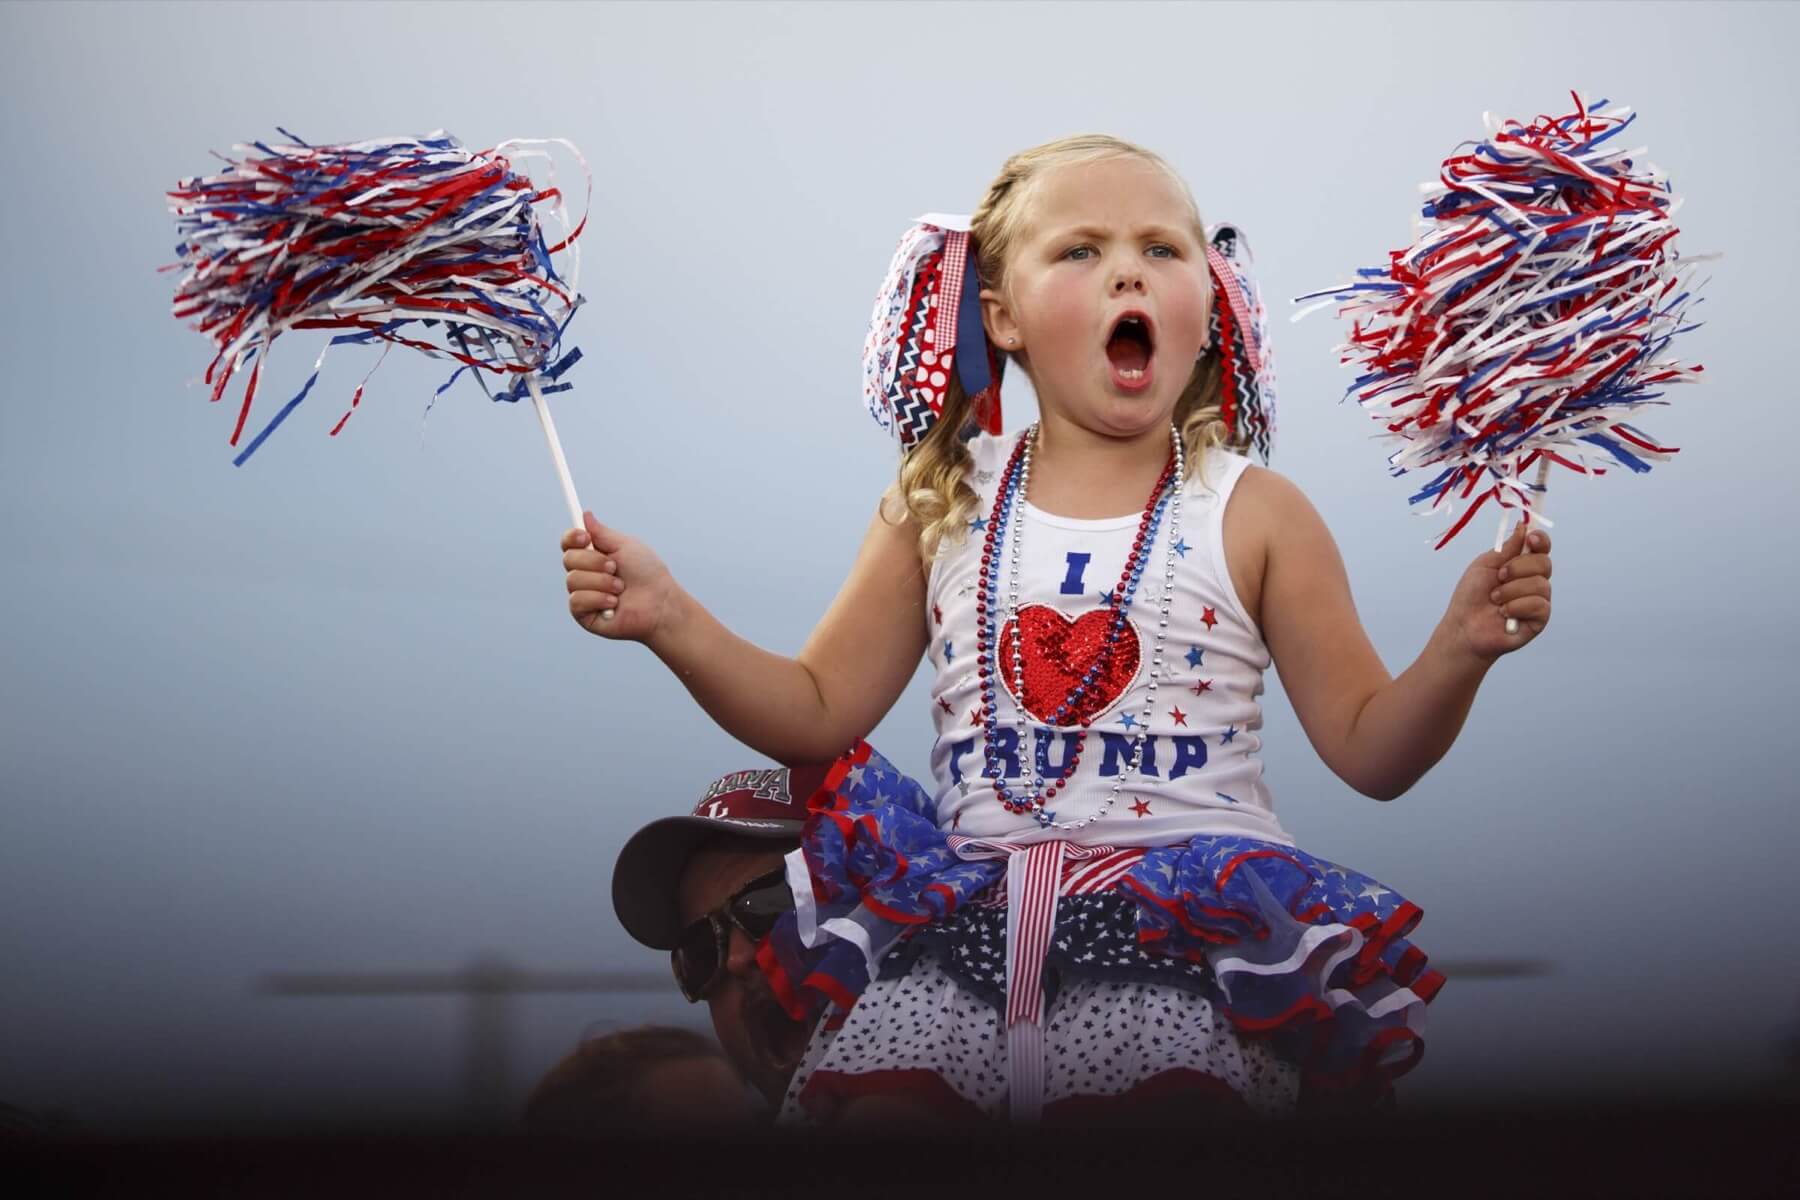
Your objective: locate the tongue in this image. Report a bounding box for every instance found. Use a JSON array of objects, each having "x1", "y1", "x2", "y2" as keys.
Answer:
[{"x1": 1106, "y1": 334, "x2": 1150, "y2": 373}]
